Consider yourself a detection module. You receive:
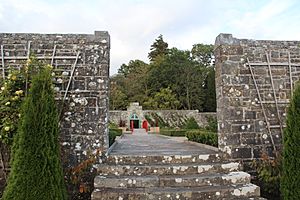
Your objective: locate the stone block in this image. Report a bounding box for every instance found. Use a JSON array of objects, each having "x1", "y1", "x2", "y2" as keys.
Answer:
[{"x1": 231, "y1": 148, "x2": 252, "y2": 159}]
